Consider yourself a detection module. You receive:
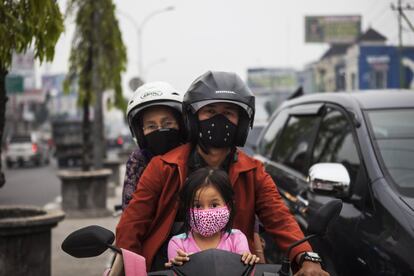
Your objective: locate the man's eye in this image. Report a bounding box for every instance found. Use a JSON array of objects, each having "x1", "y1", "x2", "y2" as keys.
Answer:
[
  {"x1": 163, "y1": 121, "x2": 176, "y2": 128},
  {"x1": 145, "y1": 125, "x2": 157, "y2": 131}
]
